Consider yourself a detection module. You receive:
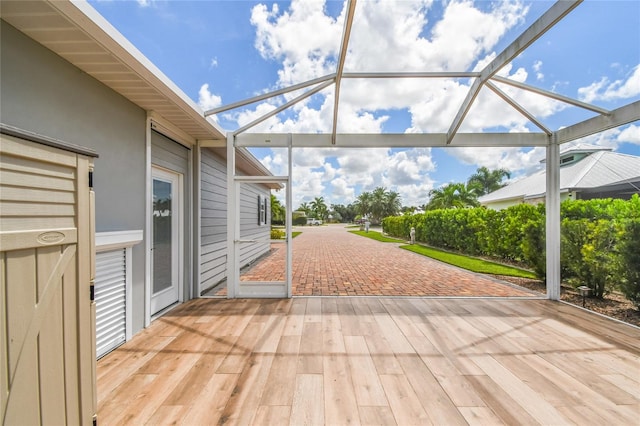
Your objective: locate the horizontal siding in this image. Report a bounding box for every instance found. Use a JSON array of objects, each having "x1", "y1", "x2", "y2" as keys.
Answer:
[
  {"x1": 200, "y1": 149, "x2": 228, "y2": 290},
  {"x1": 199, "y1": 148, "x2": 273, "y2": 291}
]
